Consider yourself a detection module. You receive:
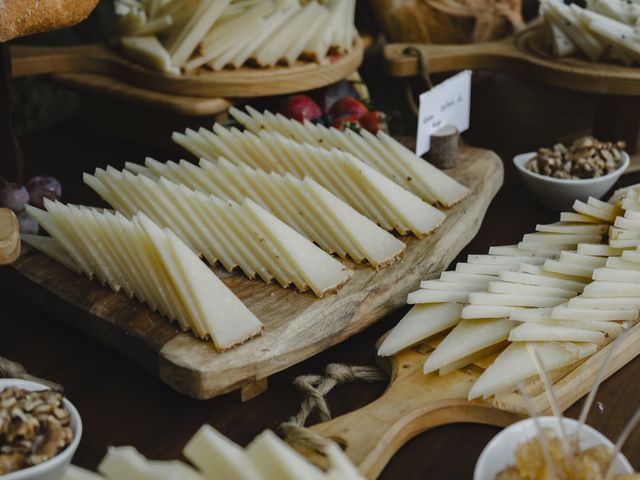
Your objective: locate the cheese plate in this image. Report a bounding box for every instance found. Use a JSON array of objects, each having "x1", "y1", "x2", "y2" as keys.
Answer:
[{"x1": 2, "y1": 146, "x2": 502, "y2": 400}]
